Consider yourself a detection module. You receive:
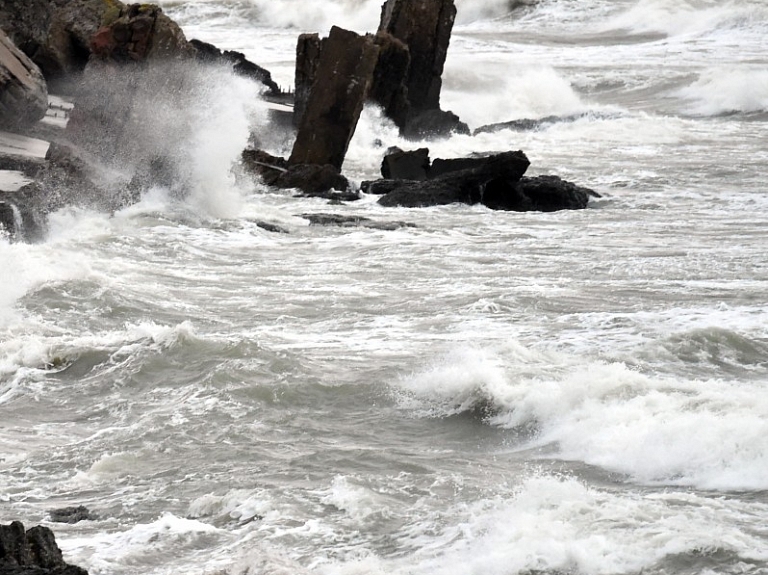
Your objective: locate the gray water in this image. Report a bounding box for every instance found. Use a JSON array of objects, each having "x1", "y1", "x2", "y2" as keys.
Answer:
[{"x1": 2, "y1": 0, "x2": 768, "y2": 573}]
